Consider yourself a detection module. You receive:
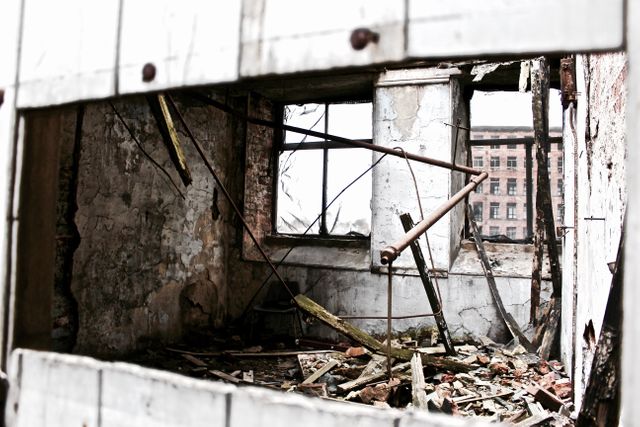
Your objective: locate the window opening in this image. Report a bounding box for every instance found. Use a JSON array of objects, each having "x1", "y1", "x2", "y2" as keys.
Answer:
[
  {"x1": 468, "y1": 90, "x2": 564, "y2": 242},
  {"x1": 276, "y1": 101, "x2": 373, "y2": 237}
]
